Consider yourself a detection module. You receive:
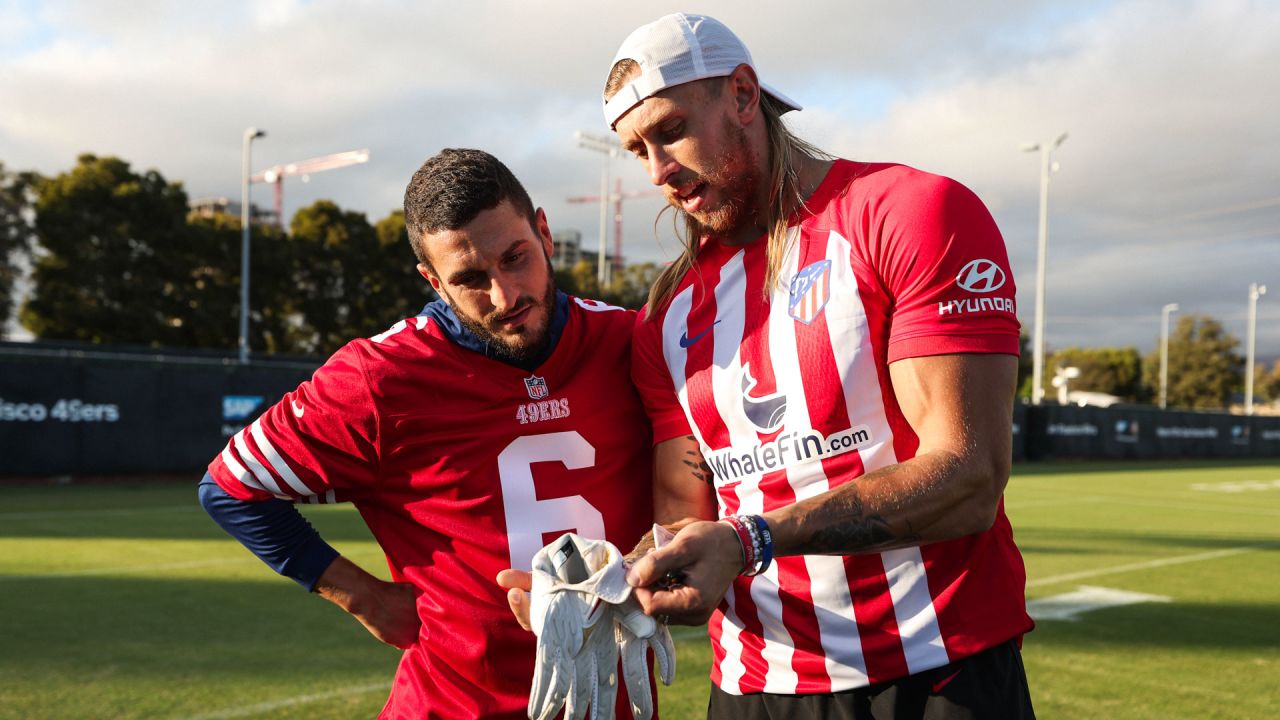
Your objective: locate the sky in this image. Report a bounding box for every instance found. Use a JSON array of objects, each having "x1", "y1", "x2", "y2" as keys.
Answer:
[{"x1": 1, "y1": 0, "x2": 1276, "y2": 359}]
